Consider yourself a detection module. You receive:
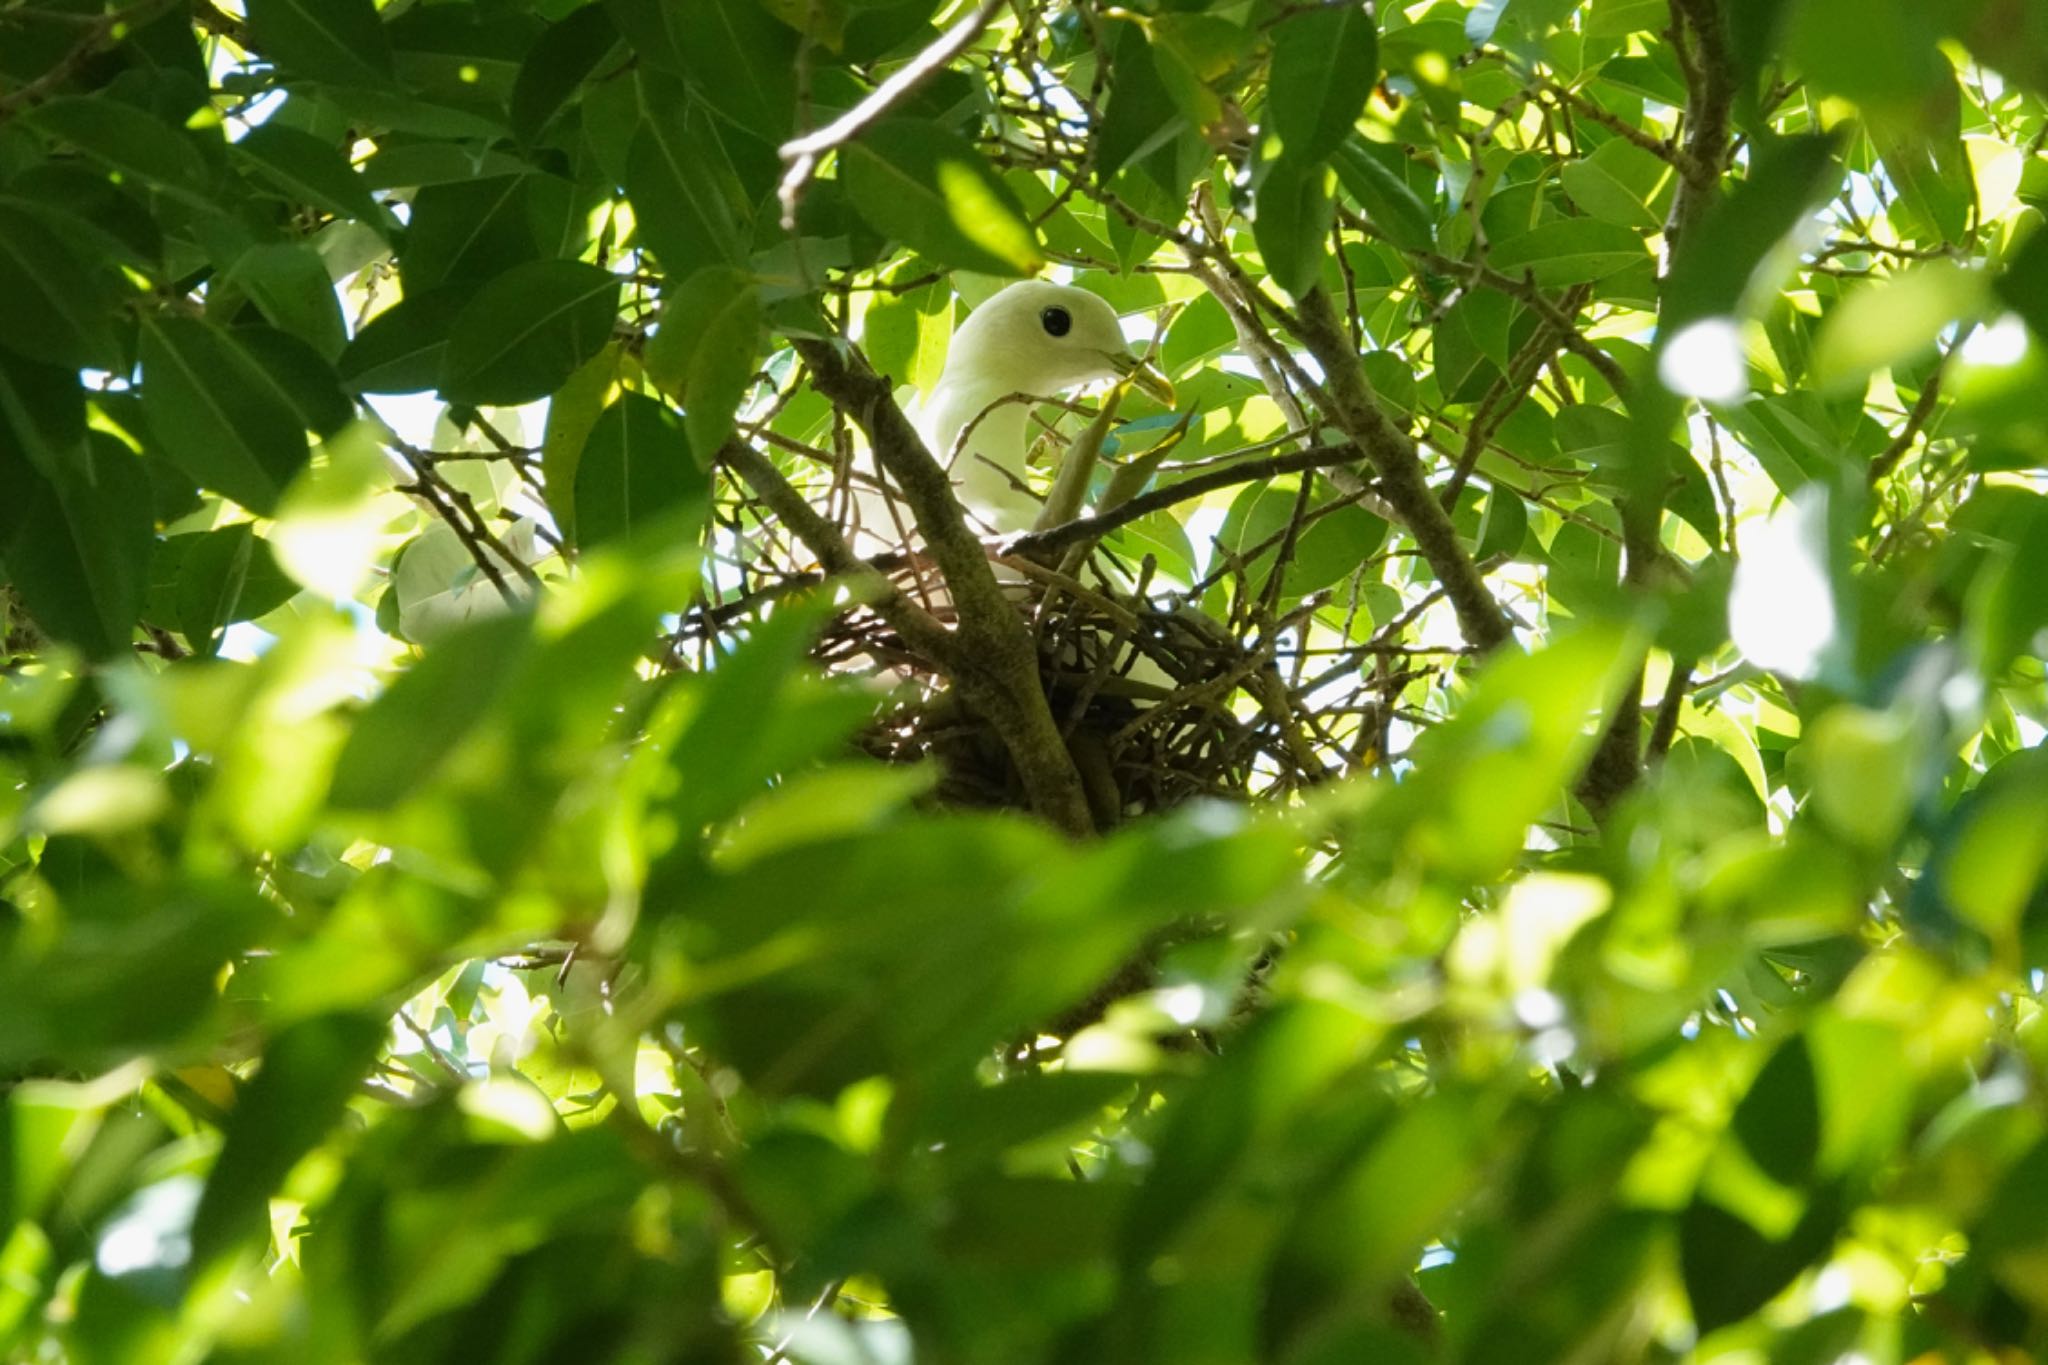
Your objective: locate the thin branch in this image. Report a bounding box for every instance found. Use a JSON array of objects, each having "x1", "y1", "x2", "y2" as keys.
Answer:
[
  {"x1": 1289, "y1": 288, "x2": 1513, "y2": 655},
  {"x1": 1002, "y1": 444, "x2": 1364, "y2": 558},
  {"x1": 0, "y1": 0, "x2": 175, "y2": 117},
  {"x1": 1866, "y1": 364, "x2": 1947, "y2": 486},
  {"x1": 790, "y1": 336, "x2": 1096, "y2": 835},
  {"x1": 775, "y1": 0, "x2": 1007, "y2": 229},
  {"x1": 1415, "y1": 251, "x2": 1632, "y2": 396},
  {"x1": 718, "y1": 438, "x2": 959, "y2": 665}
]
